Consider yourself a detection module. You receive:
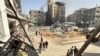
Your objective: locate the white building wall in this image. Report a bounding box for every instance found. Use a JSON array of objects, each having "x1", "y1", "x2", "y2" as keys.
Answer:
[
  {"x1": 24, "y1": 24, "x2": 29, "y2": 34},
  {"x1": 0, "y1": 0, "x2": 10, "y2": 42}
]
